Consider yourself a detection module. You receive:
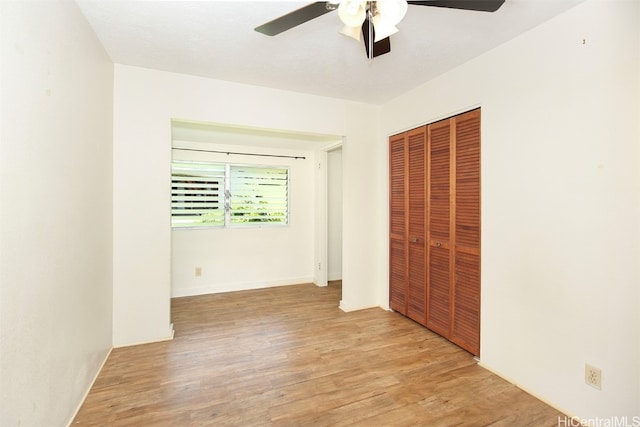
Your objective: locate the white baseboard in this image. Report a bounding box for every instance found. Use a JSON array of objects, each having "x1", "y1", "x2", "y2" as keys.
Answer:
[
  {"x1": 66, "y1": 347, "x2": 113, "y2": 427},
  {"x1": 477, "y1": 361, "x2": 573, "y2": 419},
  {"x1": 113, "y1": 326, "x2": 174, "y2": 348},
  {"x1": 171, "y1": 277, "x2": 314, "y2": 298},
  {"x1": 339, "y1": 299, "x2": 380, "y2": 313}
]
